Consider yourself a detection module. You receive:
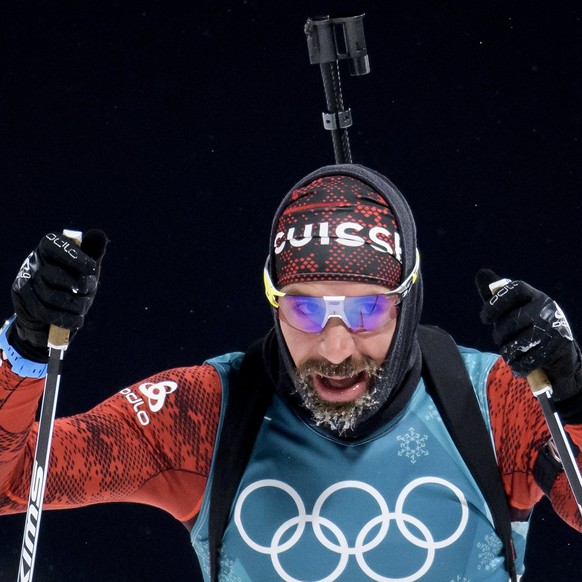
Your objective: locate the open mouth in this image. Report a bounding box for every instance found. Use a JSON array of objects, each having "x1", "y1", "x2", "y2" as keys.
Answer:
[{"x1": 312, "y1": 370, "x2": 370, "y2": 403}]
